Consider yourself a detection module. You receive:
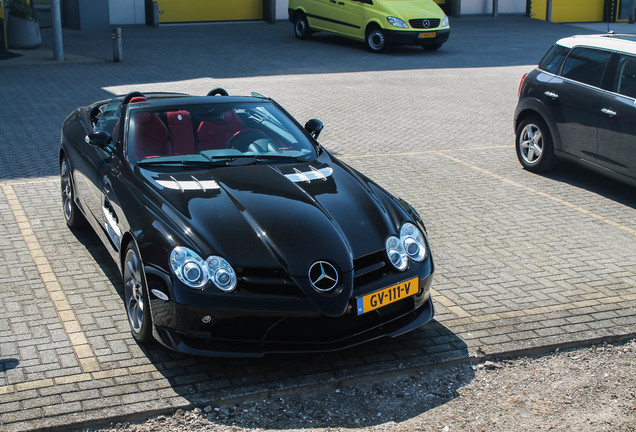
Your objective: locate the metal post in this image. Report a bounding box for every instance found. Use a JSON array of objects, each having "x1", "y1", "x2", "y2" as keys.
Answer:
[
  {"x1": 451, "y1": 0, "x2": 461, "y2": 17},
  {"x1": 50, "y1": 0, "x2": 63, "y2": 61},
  {"x1": 630, "y1": 0, "x2": 636, "y2": 24},
  {"x1": 546, "y1": 0, "x2": 552, "y2": 21},
  {"x1": 263, "y1": 0, "x2": 276, "y2": 23},
  {"x1": 1, "y1": 0, "x2": 7, "y2": 49},
  {"x1": 112, "y1": 27, "x2": 122, "y2": 62},
  {"x1": 152, "y1": 1, "x2": 160, "y2": 27},
  {"x1": 492, "y1": 0, "x2": 498, "y2": 17}
]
